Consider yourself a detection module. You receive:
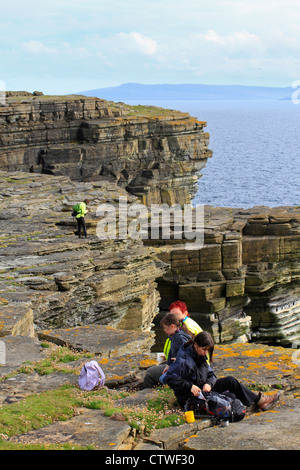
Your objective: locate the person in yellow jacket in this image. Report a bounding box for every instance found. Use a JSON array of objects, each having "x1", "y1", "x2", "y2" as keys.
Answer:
[
  {"x1": 143, "y1": 302, "x2": 203, "y2": 389},
  {"x1": 163, "y1": 300, "x2": 202, "y2": 362},
  {"x1": 73, "y1": 199, "x2": 90, "y2": 238}
]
